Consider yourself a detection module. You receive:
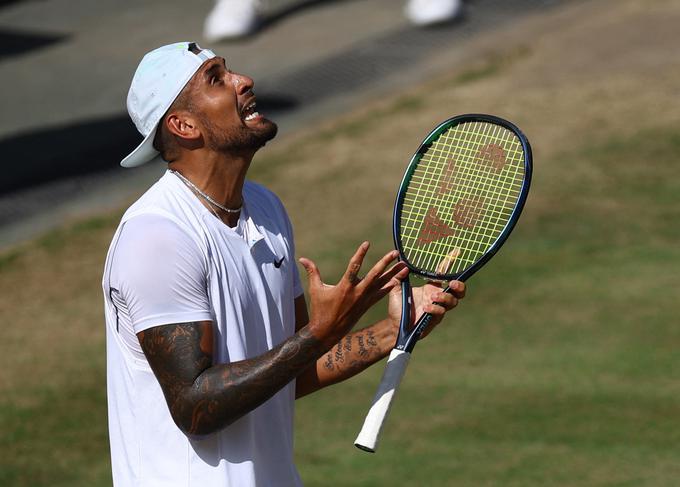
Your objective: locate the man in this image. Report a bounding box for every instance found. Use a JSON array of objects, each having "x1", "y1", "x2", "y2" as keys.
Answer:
[{"x1": 103, "y1": 42, "x2": 465, "y2": 486}]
